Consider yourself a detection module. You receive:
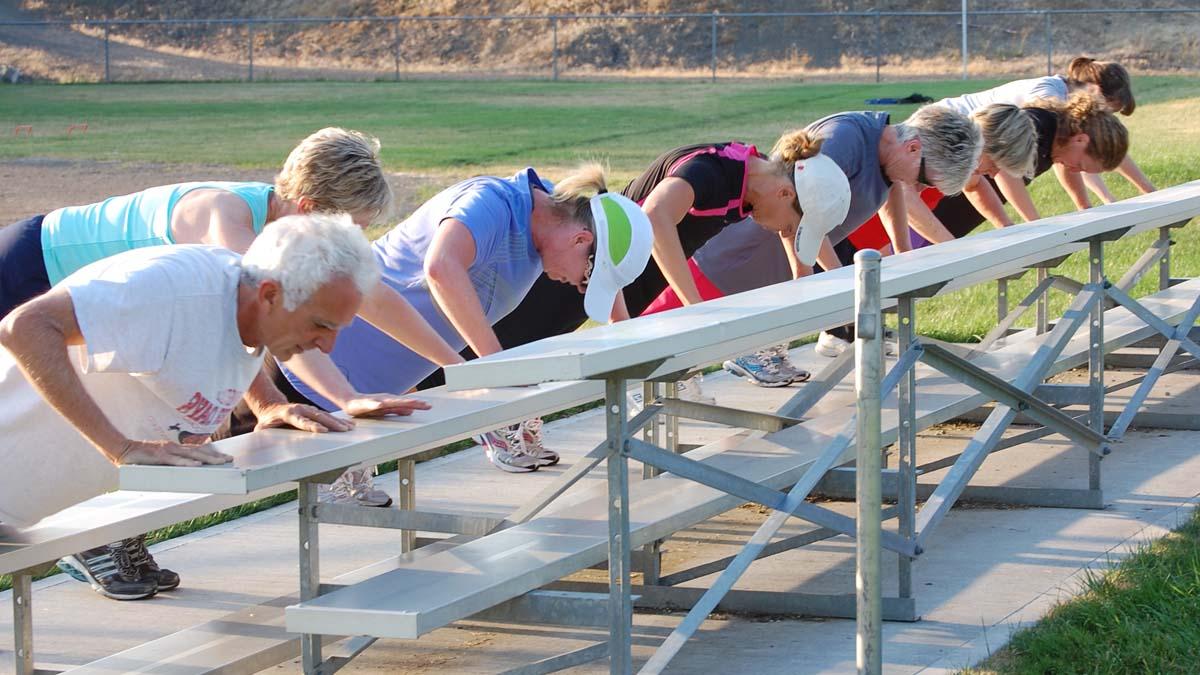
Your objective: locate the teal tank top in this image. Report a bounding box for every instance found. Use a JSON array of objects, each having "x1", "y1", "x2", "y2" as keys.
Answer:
[{"x1": 40, "y1": 181, "x2": 273, "y2": 285}]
